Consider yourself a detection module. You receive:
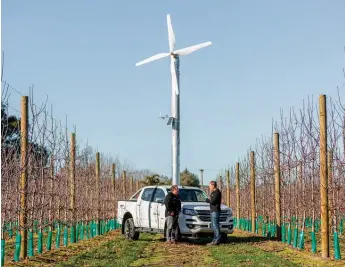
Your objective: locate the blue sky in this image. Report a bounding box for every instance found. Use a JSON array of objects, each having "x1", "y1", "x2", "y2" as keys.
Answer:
[{"x1": 2, "y1": 1, "x2": 345, "y2": 183}]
